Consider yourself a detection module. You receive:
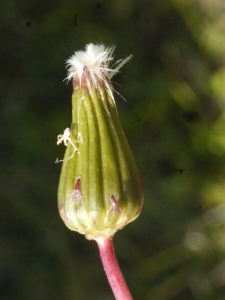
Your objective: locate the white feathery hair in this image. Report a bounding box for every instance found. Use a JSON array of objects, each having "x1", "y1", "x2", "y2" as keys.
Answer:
[{"x1": 65, "y1": 43, "x2": 132, "y2": 86}]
